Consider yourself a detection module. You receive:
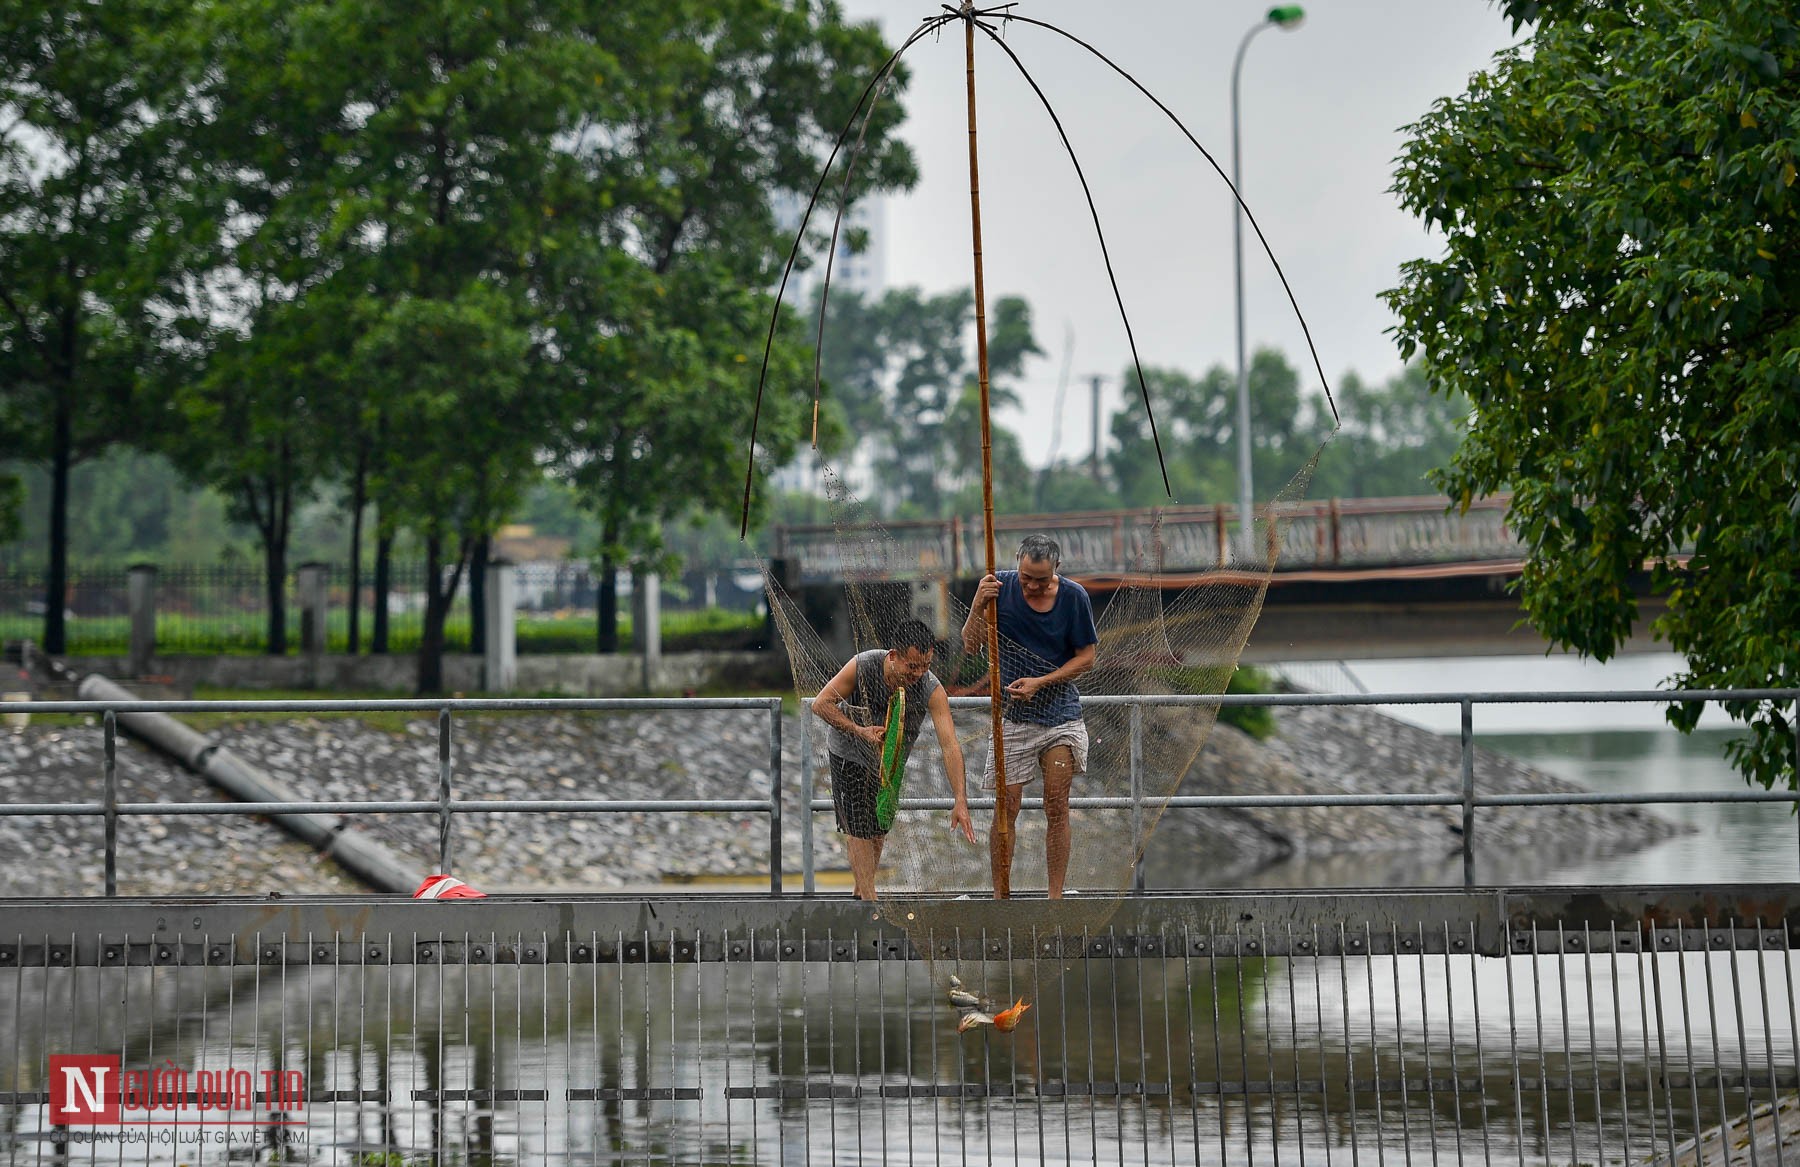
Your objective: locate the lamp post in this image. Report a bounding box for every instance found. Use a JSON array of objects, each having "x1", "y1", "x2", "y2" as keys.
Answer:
[{"x1": 1231, "y1": 4, "x2": 1305, "y2": 560}]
